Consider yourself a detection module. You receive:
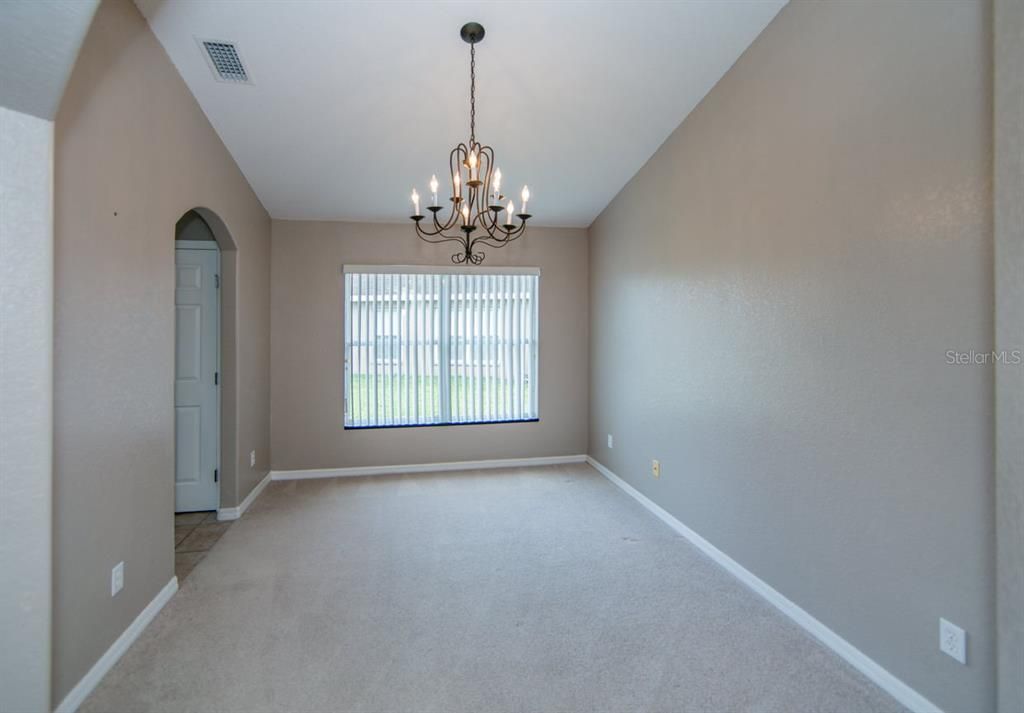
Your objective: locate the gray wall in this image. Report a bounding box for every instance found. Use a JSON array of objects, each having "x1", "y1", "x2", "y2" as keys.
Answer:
[
  {"x1": 587, "y1": 2, "x2": 993, "y2": 712},
  {"x1": 994, "y1": 0, "x2": 1024, "y2": 709},
  {"x1": 1, "y1": 4, "x2": 96, "y2": 708},
  {"x1": 271, "y1": 220, "x2": 588, "y2": 471},
  {"x1": 175, "y1": 210, "x2": 216, "y2": 241},
  {"x1": 0, "y1": 106, "x2": 55, "y2": 713},
  {"x1": 53, "y1": 0, "x2": 271, "y2": 702}
]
